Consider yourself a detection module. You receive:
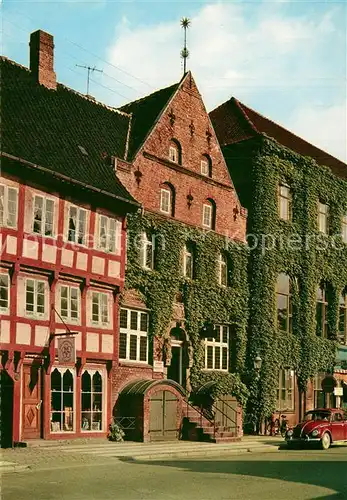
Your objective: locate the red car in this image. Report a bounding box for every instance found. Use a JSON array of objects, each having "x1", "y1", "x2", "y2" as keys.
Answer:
[{"x1": 286, "y1": 408, "x2": 347, "y2": 450}]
